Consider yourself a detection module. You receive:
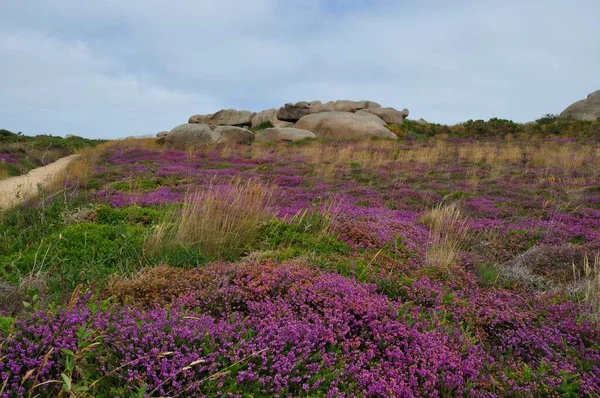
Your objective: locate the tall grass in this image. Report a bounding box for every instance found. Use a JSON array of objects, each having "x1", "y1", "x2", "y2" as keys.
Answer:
[
  {"x1": 148, "y1": 178, "x2": 274, "y2": 259},
  {"x1": 573, "y1": 253, "x2": 600, "y2": 322},
  {"x1": 420, "y1": 203, "x2": 469, "y2": 267}
]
